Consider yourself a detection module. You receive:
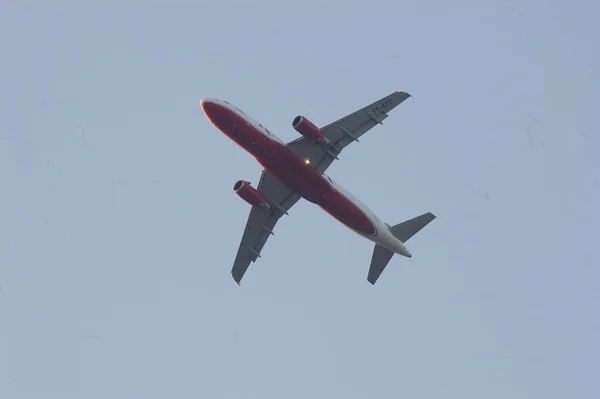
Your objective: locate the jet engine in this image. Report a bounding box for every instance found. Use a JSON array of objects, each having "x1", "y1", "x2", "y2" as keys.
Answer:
[
  {"x1": 233, "y1": 180, "x2": 270, "y2": 209},
  {"x1": 292, "y1": 115, "x2": 330, "y2": 145}
]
